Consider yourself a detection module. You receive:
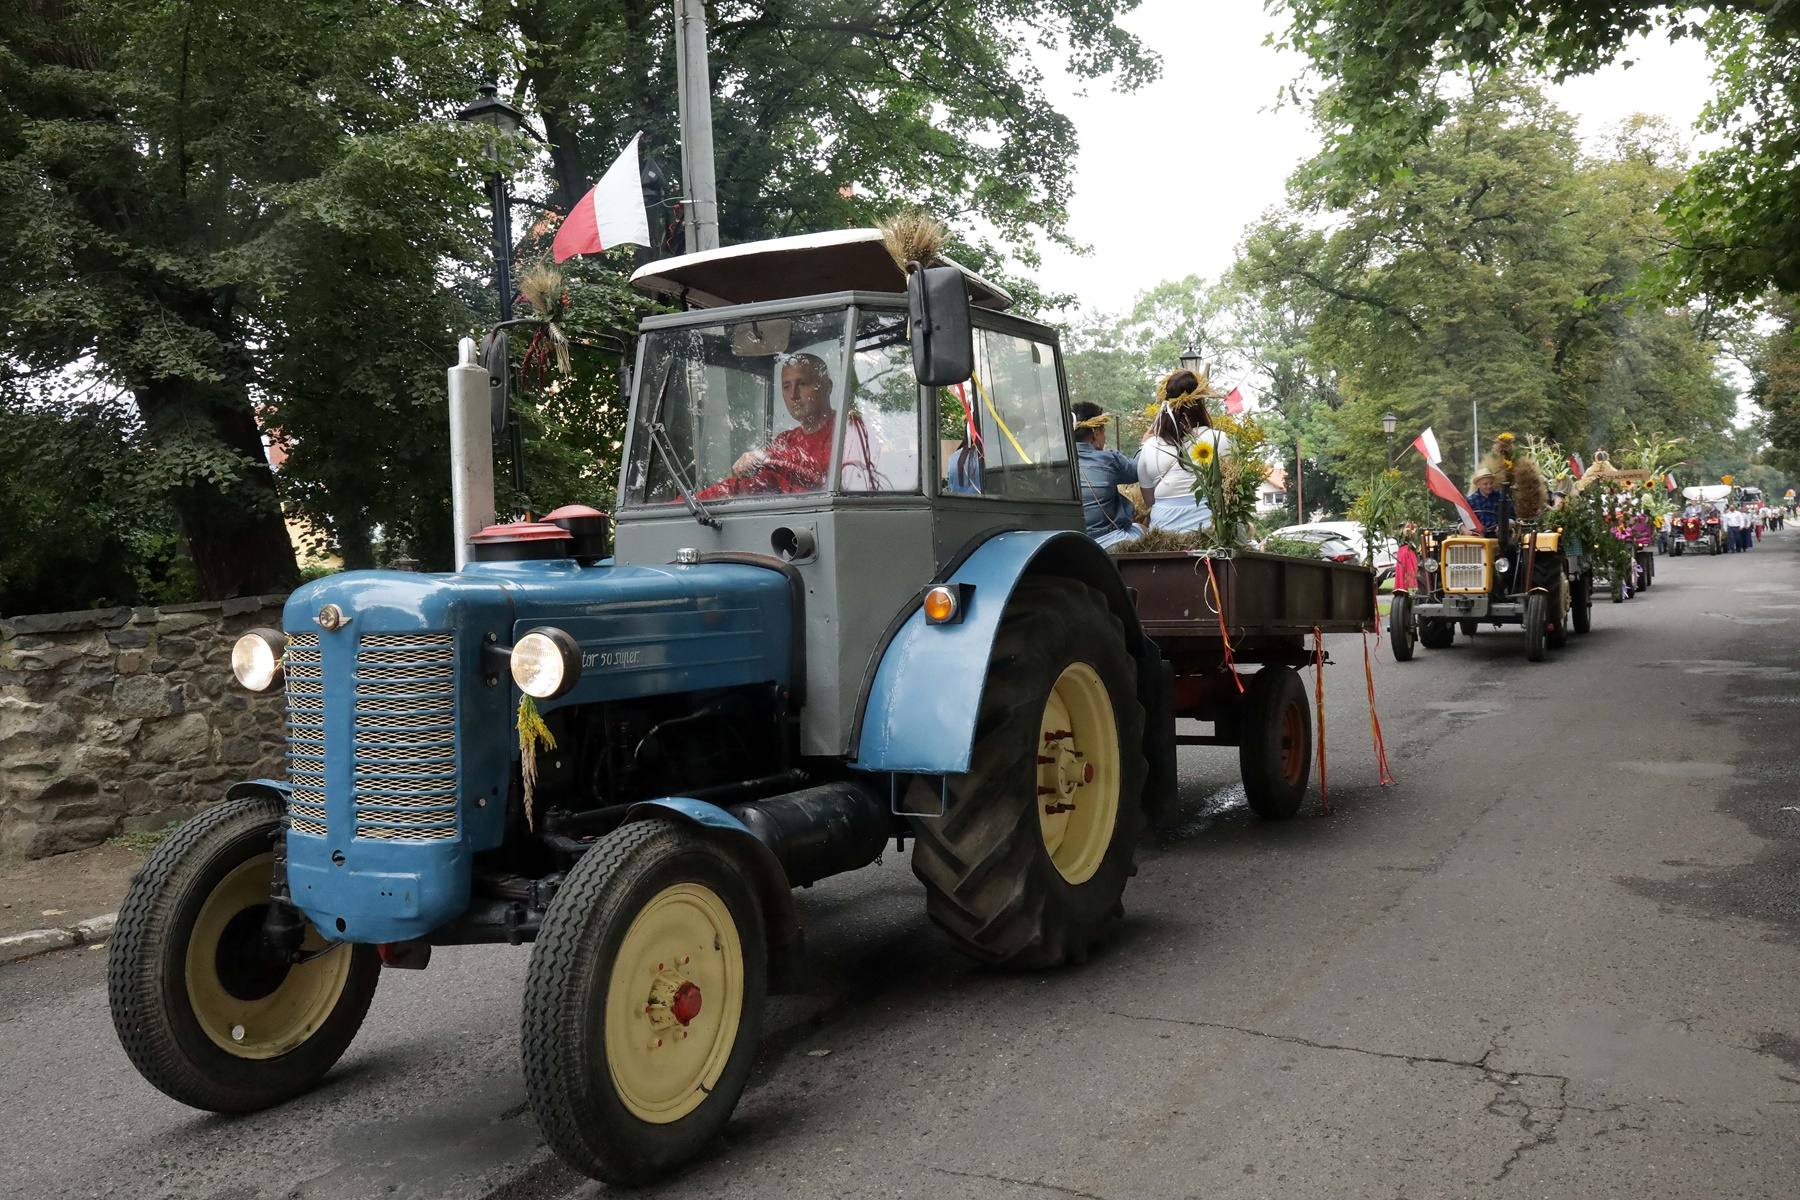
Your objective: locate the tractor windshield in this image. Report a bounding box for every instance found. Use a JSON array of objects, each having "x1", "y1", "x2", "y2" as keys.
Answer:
[{"x1": 622, "y1": 308, "x2": 921, "y2": 506}]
